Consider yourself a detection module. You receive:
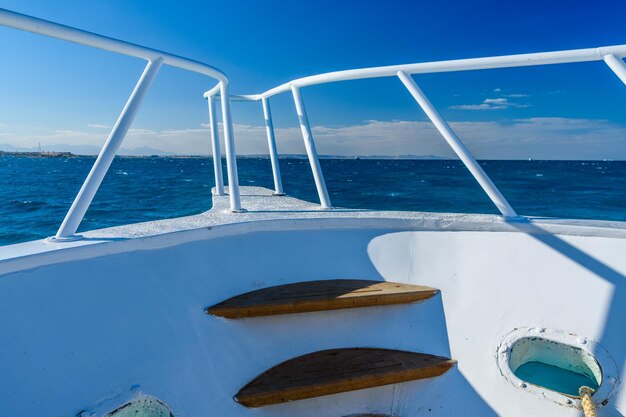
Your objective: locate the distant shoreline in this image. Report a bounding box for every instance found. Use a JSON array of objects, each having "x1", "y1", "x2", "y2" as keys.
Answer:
[
  {"x1": 0, "y1": 151, "x2": 621, "y2": 162},
  {"x1": 0, "y1": 150, "x2": 77, "y2": 158},
  {"x1": 0, "y1": 151, "x2": 453, "y2": 160}
]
